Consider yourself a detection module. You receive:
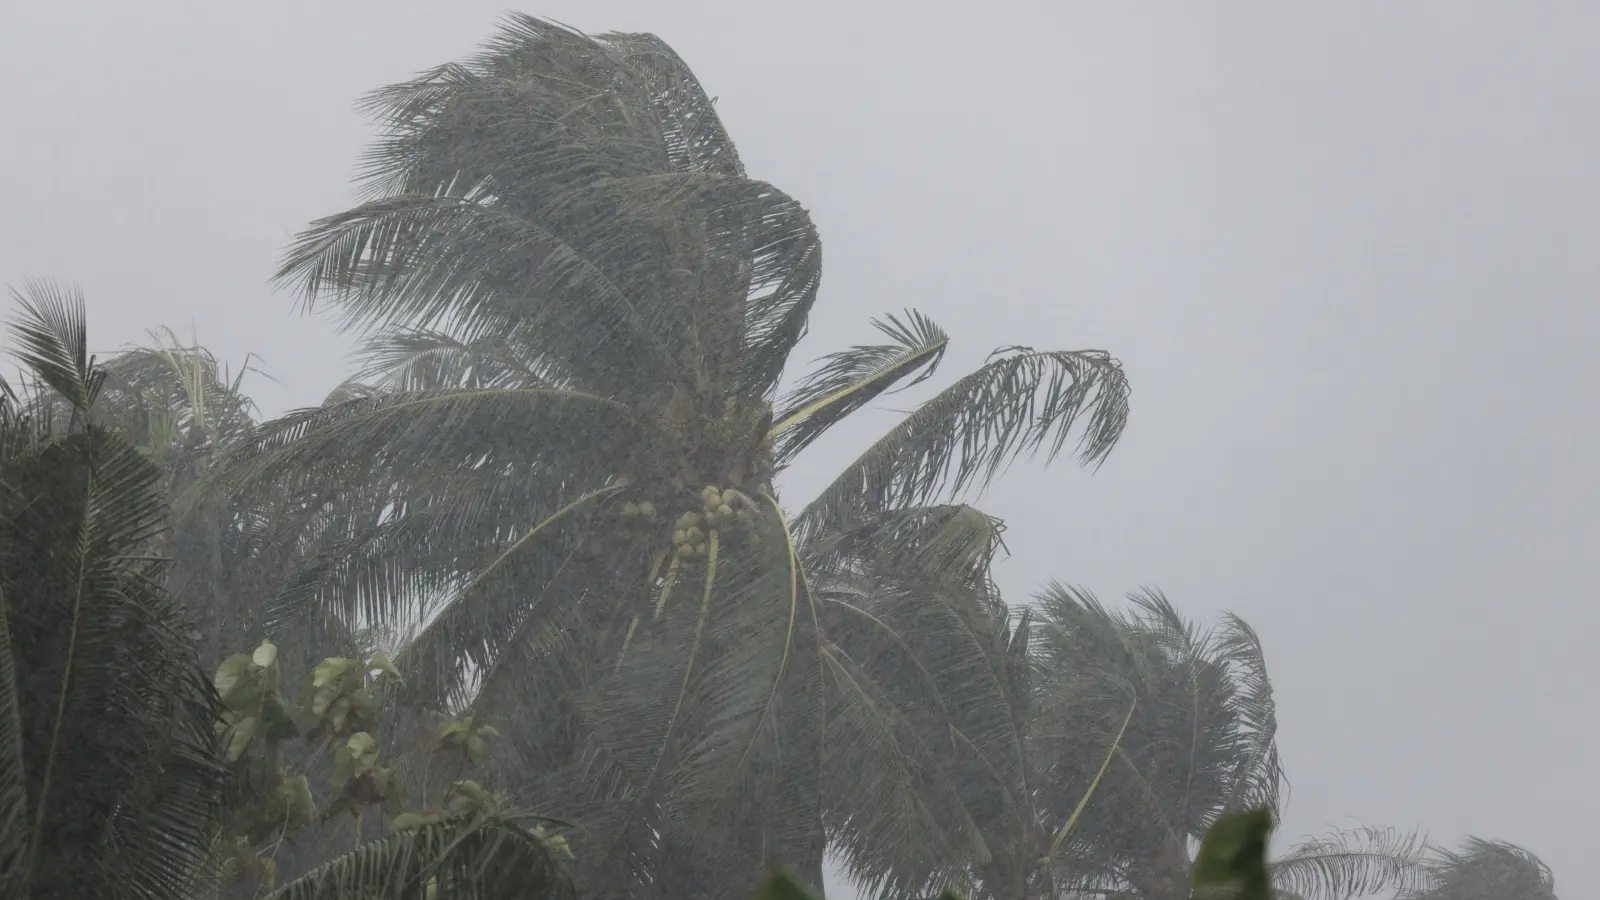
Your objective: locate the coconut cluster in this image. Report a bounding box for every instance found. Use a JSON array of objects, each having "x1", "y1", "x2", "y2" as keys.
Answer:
[
  {"x1": 669, "y1": 484, "x2": 759, "y2": 562},
  {"x1": 617, "y1": 499, "x2": 657, "y2": 521}
]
